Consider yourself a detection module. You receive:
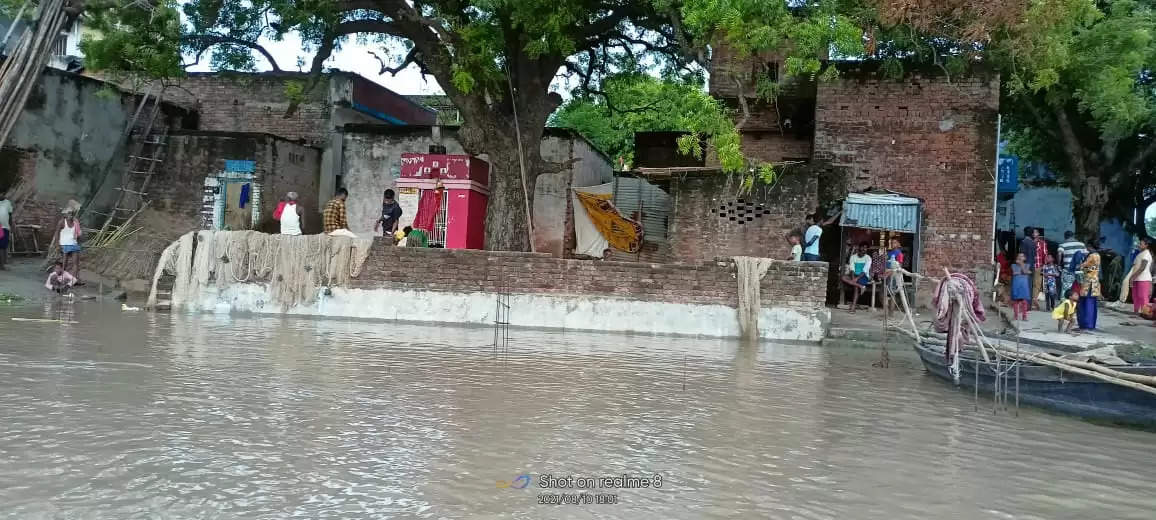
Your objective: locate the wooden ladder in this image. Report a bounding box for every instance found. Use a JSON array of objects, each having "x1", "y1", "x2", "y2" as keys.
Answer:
[{"x1": 87, "y1": 91, "x2": 168, "y2": 245}]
